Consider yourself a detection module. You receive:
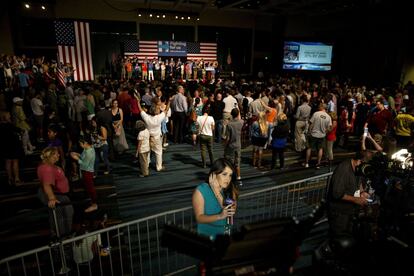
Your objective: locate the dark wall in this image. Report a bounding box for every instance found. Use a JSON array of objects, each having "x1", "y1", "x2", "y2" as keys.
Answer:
[
  {"x1": 140, "y1": 24, "x2": 194, "y2": 41},
  {"x1": 284, "y1": 2, "x2": 410, "y2": 86},
  {"x1": 199, "y1": 26, "x2": 252, "y2": 72}
]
